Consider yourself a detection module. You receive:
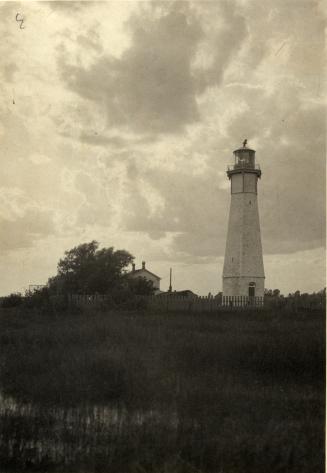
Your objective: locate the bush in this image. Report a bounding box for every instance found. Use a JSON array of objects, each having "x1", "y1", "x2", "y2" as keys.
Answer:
[
  {"x1": 1, "y1": 293, "x2": 23, "y2": 308},
  {"x1": 24, "y1": 287, "x2": 51, "y2": 310}
]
